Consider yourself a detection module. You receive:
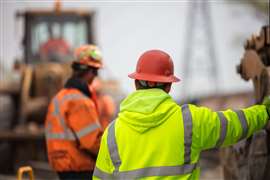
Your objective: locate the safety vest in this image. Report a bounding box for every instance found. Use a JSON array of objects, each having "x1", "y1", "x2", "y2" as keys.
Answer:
[
  {"x1": 93, "y1": 89, "x2": 268, "y2": 179},
  {"x1": 45, "y1": 88, "x2": 103, "y2": 172}
]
